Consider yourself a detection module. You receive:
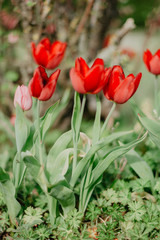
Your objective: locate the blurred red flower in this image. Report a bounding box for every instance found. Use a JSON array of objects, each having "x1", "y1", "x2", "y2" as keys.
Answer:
[
  {"x1": 31, "y1": 38, "x2": 67, "y2": 69},
  {"x1": 103, "y1": 65, "x2": 142, "y2": 104},
  {"x1": 28, "y1": 66, "x2": 60, "y2": 101},
  {"x1": 0, "y1": 10, "x2": 18, "y2": 30},
  {"x1": 143, "y1": 49, "x2": 160, "y2": 75},
  {"x1": 70, "y1": 57, "x2": 111, "y2": 94}
]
